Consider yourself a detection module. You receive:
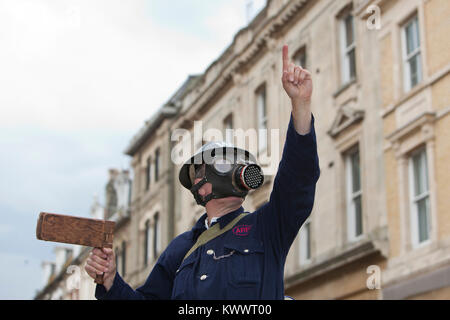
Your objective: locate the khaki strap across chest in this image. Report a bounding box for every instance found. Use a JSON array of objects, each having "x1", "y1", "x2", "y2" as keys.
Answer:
[{"x1": 182, "y1": 212, "x2": 248, "y2": 263}]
